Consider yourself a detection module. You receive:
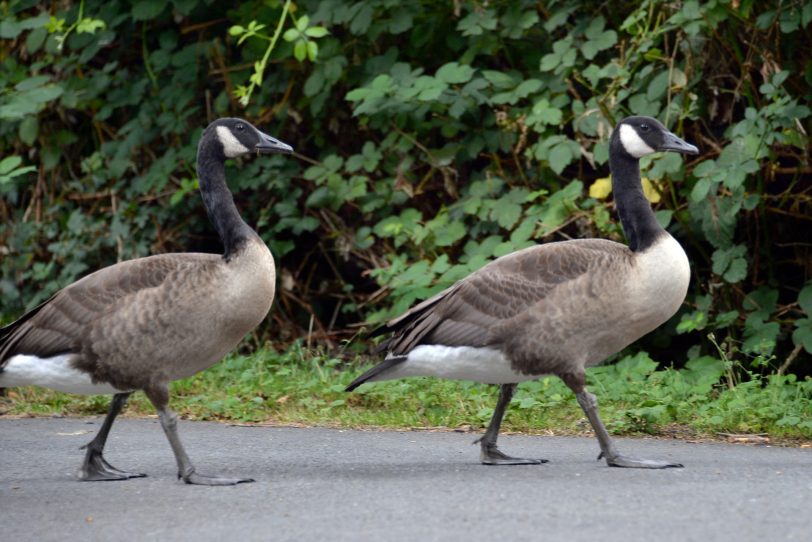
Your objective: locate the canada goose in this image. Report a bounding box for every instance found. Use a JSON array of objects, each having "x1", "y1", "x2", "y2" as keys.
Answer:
[
  {"x1": 0, "y1": 118, "x2": 292, "y2": 485},
  {"x1": 347, "y1": 116, "x2": 698, "y2": 469}
]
